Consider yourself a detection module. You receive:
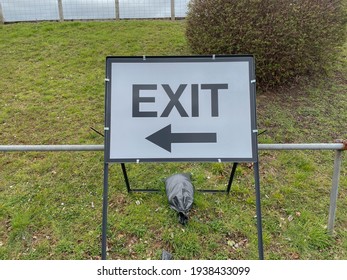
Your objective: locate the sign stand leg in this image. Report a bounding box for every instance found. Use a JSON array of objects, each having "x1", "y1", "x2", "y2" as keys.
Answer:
[
  {"x1": 121, "y1": 163, "x2": 131, "y2": 193},
  {"x1": 226, "y1": 162, "x2": 238, "y2": 194},
  {"x1": 102, "y1": 162, "x2": 109, "y2": 260},
  {"x1": 254, "y1": 160, "x2": 264, "y2": 259}
]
